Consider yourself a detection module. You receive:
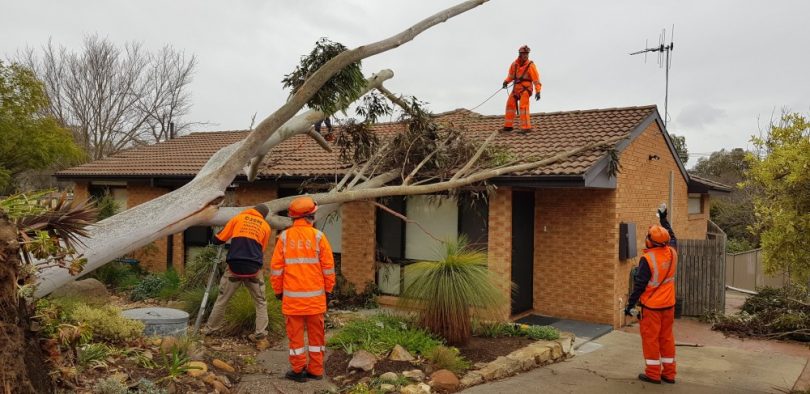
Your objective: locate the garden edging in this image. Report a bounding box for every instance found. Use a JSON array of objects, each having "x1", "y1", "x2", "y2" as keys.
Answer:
[{"x1": 459, "y1": 332, "x2": 575, "y2": 388}]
